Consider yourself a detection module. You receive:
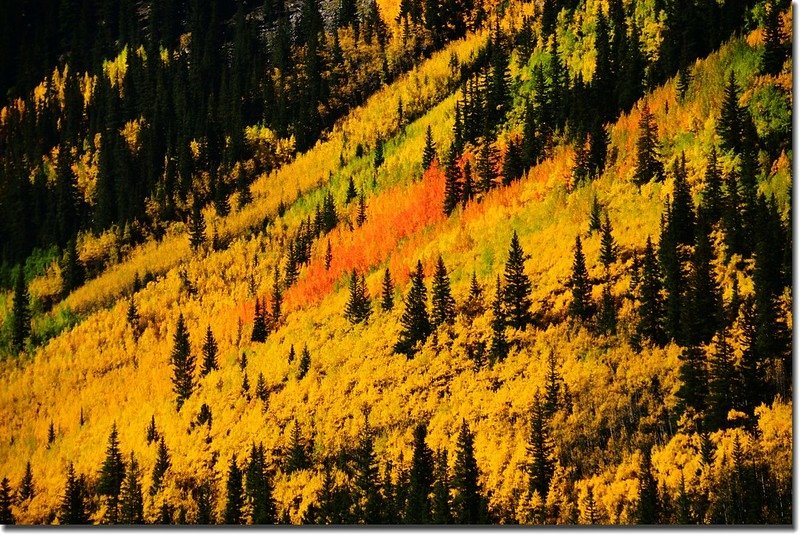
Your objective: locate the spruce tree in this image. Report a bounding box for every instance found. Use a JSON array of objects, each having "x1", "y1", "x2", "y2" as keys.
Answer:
[
  {"x1": 462, "y1": 272, "x2": 484, "y2": 319},
  {"x1": 374, "y1": 139, "x2": 385, "y2": 169},
  {"x1": 246, "y1": 443, "x2": 276, "y2": 524},
  {"x1": 452, "y1": 421, "x2": 486, "y2": 524},
  {"x1": 380, "y1": 268, "x2": 394, "y2": 311},
  {"x1": 297, "y1": 345, "x2": 311, "y2": 380},
  {"x1": 189, "y1": 197, "x2": 206, "y2": 250},
  {"x1": 394, "y1": 261, "x2": 432, "y2": 357},
  {"x1": 98, "y1": 424, "x2": 126, "y2": 514},
  {"x1": 676, "y1": 345, "x2": 708, "y2": 416},
  {"x1": 286, "y1": 421, "x2": 310, "y2": 473},
  {"x1": 407, "y1": 423, "x2": 434, "y2": 523},
  {"x1": 476, "y1": 139, "x2": 497, "y2": 192},
  {"x1": 588, "y1": 196, "x2": 603, "y2": 234},
  {"x1": 126, "y1": 294, "x2": 139, "y2": 337},
  {"x1": 0, "y1": 478, "x2": 14, "y2": 525},
  {"x1": 325, "y1": 240, "x2": 333, "y2": 270},
  {"x1": 118, "y1": 453, "x2": 144, "y2": 524},
  {"x1": 170, "y1": 313, "x2": 195, "y2": 410},
  {"x1": 345, "y1": 176, "x2": 358, "y2": 204},
  {"x1": 270, "y1": 266, "x2": 283, "y2": 329},
  {"x1": 502, "y1": 231, "x2": 533, "y2": 330},
  {"x1": 670, "y1": 153, "x2": 696, "y2": 247},
  {"x1": 683, "y1": 215, "x2": 722, "y2": 346},
  {"x1": 256, "y1": 372, "x2": 269, "y2": 404},
  {"x1": 489, "y1": 276, "x2": 509, "y2": 362},
  {"x1": 431, "y1": 450, "x2": 452, "y2": 524},
  {"x1": 353, "y1": 417, "x2": 382, "y2": 523},
  {"x1": 598, "y1": 282, "x2": 617, "y2": 336},
  {"x1": 633, "y1": 104, "x2": 664, "y2": 186},
  {"x1": 635, "y1": 449, "x2": 659, "y2": 523},
  {"x1": 761, "y1": 0, "x2": 786, "y2": 75},
  {"x1": 461, "y1": 161, "x2": 474, "y2": 206},
  {"x1": 146, "y1": 415, "x2": 158, "y2": 444},
  {"x1": 702, "y1": 146, "x2": 723, "y2": 224},
  {"x1": 443, "y1": 146, "x2": 462, "y2": 216},
  {"x1": 599, "y1": 213, "x2": 617, "y2": 270},
  {"x1": 636, "y1": 237, "x2": 666, "y2": 346},
  {"x1": 527, "y1": 392, "x2": 554, "y2": 502},
  {"x1": 422, "y1": 125, "x2": 437, "y2": 171},
  {"x1": 543, "y1": 351, "x2": 562, "y2": 417},
  {"x1": 251, "y1": 297, "x2": 267, "y2": 343},
  {"x1": 59, "y1": 464, "x2": 88, "y2": 525},
  {"x1": 717, "y1": 72, "x2": 744, "y2": 154},
  {"x1": 61, "y1": 238, "x2": 83, "y2": 296},
  {"x1": 705, "y1": 328, "x2": 737, "y2": 431},
  {"x1": 201, "y1": 326, "x2": 219, "y2": 376},
  {"x1": 345, "y1": 270, "x2": 371, "y2": 324},
  {"x1": 431, "y1": 256, "x2": 456, "y2": 327},
  {"x1": 48, "y1": 422, "x2": 56, "y2": 446},
  {"x1": 356, "y1": 192, "x2": 367, "y2": 227},
  {"x1": 568, "y1": 235, "x2": 592, "y2": 321},
  {"x1": 18, "y1": 462, "x2": 34, "y2": 502},
  {"x1": 150, "y1": 437, "x2": 170, "y2": 496},
  {"x1": 11, "y1": 266, "x2": 30, "y2": 353},
  {"x1": 195, "y1": 482, "x2": 216, "y2": 524},
  {"x1": 224, "y1": 454, "x2": 245, "y2": 525}
]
